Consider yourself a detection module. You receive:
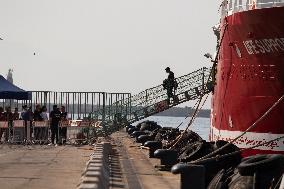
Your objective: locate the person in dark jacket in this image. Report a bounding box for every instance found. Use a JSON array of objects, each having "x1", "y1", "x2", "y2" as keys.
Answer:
[
  {"x1": 33, "y1": 104, "x2": 43, "y2": 141},
  {"x1": 60, "y1": 106, "x2": 68, "y2": 144},
  {"x1": 49, "y1": 105, "x2": 61, "y2": 146},
  {"x1": 33, "y1": 104, "x2": 42, "y2": 121},
  {"x1": 163, "y1": 67, "x2": 177, "y2": 103},
  {"x1": 12, "y1": 108, "x2": 19, "y2": 120},
  {"x1": 21, "y1": 105, "x2": 33, "y2": 142}
]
